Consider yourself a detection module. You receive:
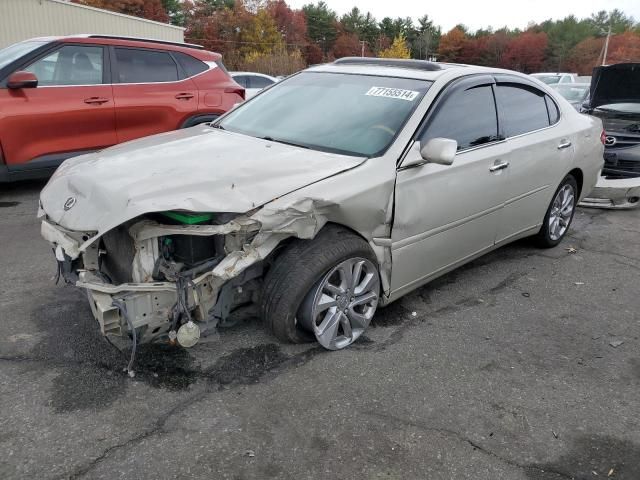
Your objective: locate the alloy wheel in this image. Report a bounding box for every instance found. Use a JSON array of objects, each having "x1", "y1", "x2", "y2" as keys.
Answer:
[
  {"x1": 549, "y1": 184, "x2": 575, "y2": 241},
  {"x1": 299, "y1": 257, "x2": 379, "y2": 350}
]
